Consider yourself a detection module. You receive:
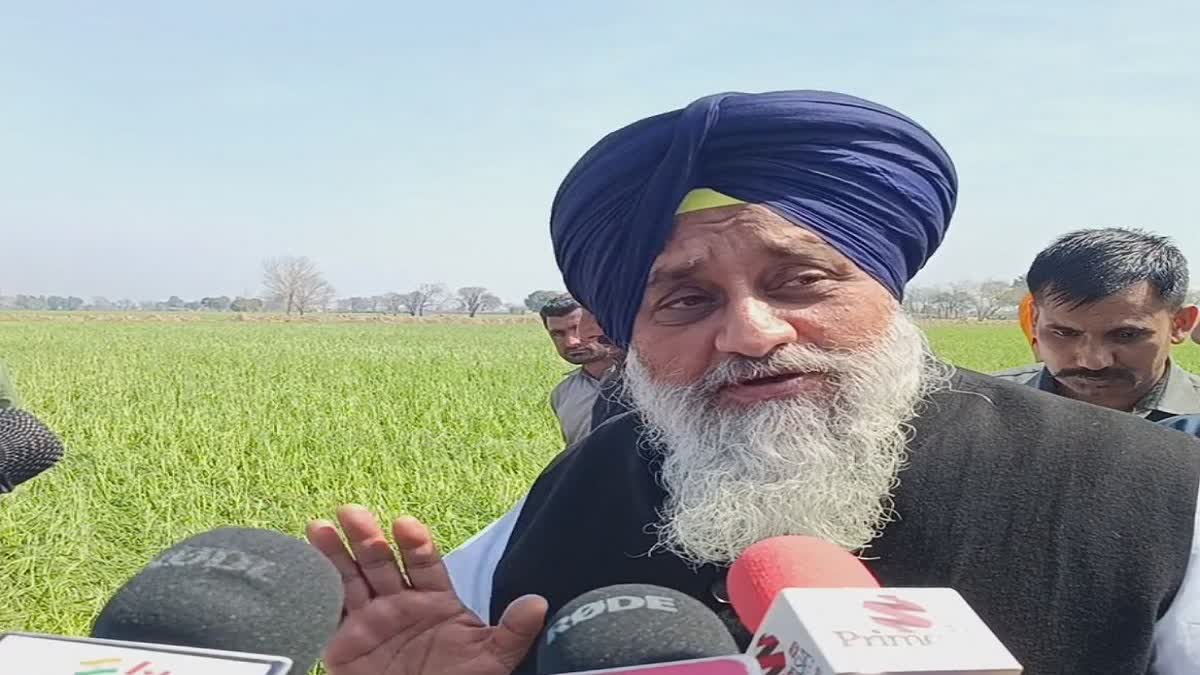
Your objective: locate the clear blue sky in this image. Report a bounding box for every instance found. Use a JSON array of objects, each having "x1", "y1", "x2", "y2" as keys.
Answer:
[{"x1": 1, "y1": 1, "x2": 1196, "y2": 304}]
